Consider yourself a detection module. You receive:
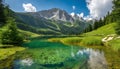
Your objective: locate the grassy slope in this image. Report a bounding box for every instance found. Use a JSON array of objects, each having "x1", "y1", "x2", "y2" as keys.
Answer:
[
  {"x1": 84, "y1": 23, "x2": 120, "y2": 51},
  {"x1": 49, "y1": 23, "x2": 116, "y2": 45},
  {"x1": 84, "y1": 23, "x2": 116, "y2": 36},
  {"x1": 80, "y1": 23, "x2": 116, "y2": 46},
  {"x1": 18, "y1": 29, "x2": 40, "y2": 38},
  {"x1": 49, "y1": 23, "x2": 120, "y2": 50}
]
